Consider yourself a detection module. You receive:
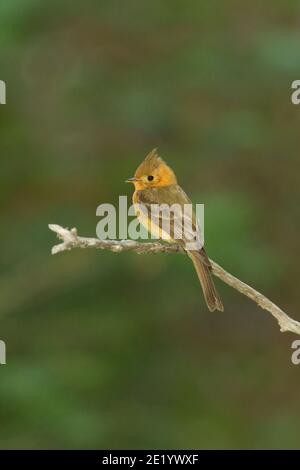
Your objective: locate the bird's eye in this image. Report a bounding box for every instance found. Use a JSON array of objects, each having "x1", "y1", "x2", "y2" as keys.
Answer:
[{"x1": 147, "y1": 175, "x2": 154, "y2": 181}]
